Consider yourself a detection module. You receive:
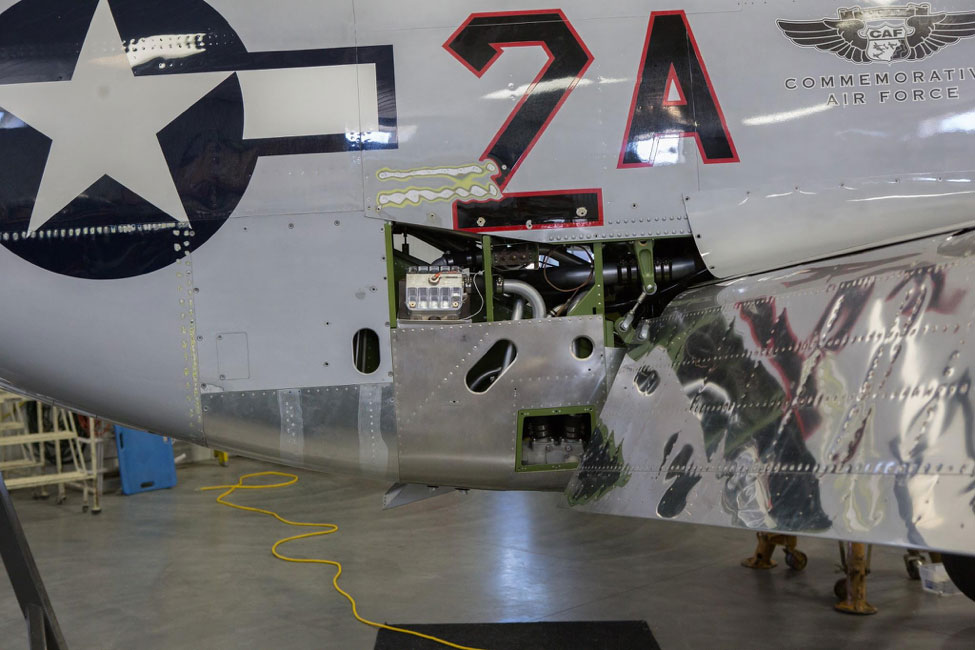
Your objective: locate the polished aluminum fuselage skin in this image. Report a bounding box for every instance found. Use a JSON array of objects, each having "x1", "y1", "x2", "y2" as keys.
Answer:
[{"x1": 0, "y1": 0, "x2": 974, "y2": 554}]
